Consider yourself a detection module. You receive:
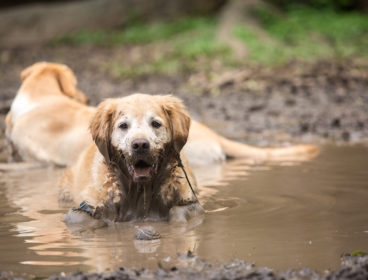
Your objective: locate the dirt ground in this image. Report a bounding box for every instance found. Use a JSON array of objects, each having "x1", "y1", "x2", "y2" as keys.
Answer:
[{"x1": 1, "y1": 253, "x2": 367, "y2": 280}]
